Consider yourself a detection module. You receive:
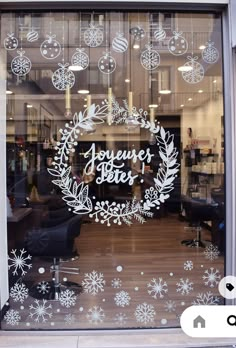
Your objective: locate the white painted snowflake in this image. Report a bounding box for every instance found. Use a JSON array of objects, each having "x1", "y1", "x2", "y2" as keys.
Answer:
[
  {"x1": 204, "y1": 244, "x2": 220, "y2": 261},
  {"x1": 82, "y1": 270, "x2": 106, "y2": 295},
  {"x1": 29, "y1": 299, "x2": 53, "y2": 322},
  {"x1": 59, "y1": 289, "x2": 77, "y2": 308},
  {"x1": 192, "y1": 291, "x2": 220, "y2": 305},
  {"x1": 86, "y1": 306, "x2": 105, "y2": 324},
  {"x1": 164, "y1": 300, "x2": 176, "y2": 313},
  {"x1": 4, "y1": 309, "x2": 21, "y2": 326},
  {"x1": 8, "y1": 248, "x2": 32, "y2": 276},
  {"x1": 10, "y1": 282, "x2": 29, "y2": 303},
  {"x1": 37, "y1": 281, "x2": 50, "y2": 294},
  {"x1": 184, "y1": 260, "x2": 193, "y2": 271},
  {"x1": 114, "y1": 290, "x2": 131, "y2": 307},
  {"x1": 64, "y1": 313, "x2": 76, "y2": 325},
  {"x1": 176, "y1": 278, "x2": 194, "y2": 295},
  {"x1": 114, "y1": 312, "x2": 128, "y2": 326},
  {"x1": 202, "y1": 267, "x2": 221, "y2": 288},
  {"x1": 147, "y1": 277, "x2": 168, "y2": 299},
  {"x1": 111, "y1": 278, "x2": 122, "y2": 289},
  {"x1": 134, "y1": 302, "x2": 156, "y2": 325}
]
